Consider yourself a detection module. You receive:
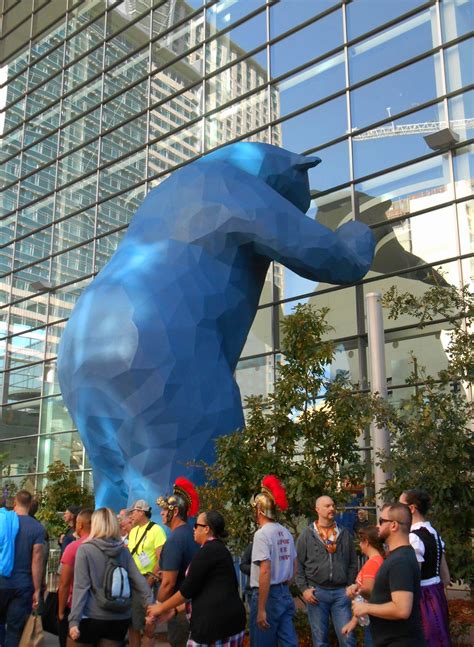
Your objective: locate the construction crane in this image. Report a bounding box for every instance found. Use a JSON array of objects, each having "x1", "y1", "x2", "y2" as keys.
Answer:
[{"x1": 353, "y1": 118, "x2": 474, "y2": 140}]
